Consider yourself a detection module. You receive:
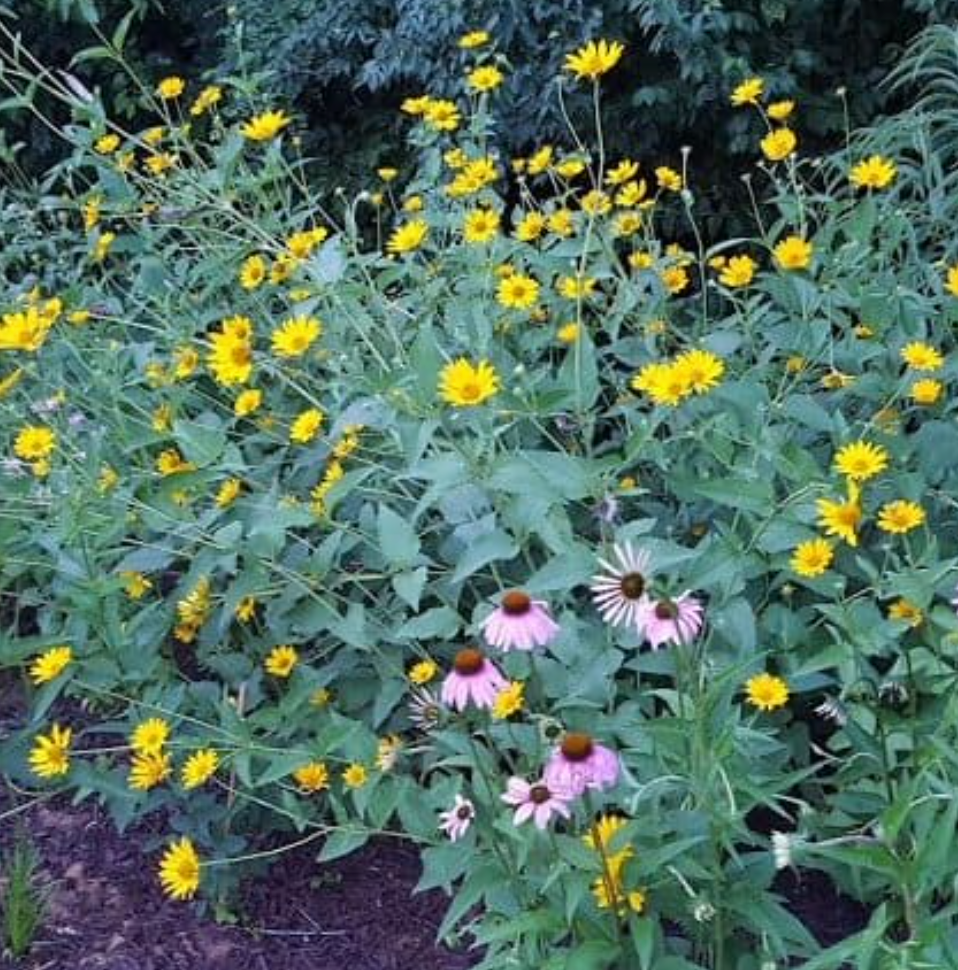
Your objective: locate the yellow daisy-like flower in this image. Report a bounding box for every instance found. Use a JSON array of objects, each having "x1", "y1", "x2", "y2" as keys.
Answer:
[
  {"x1": 888, "y1": 599, "x2": 923, "y2": 627},
  {"x1": 265, "y1": 644, "x2": 299, "y2": 678},
  {"x1": 158, "y1": 837, "x2": 201, "y2": 901},
  {"x1": 129, "y1": 751, "x2": 172, "y2": 791},
  {"x1": 343, "y1": 763, "x2": 368, "y2": 789},
  {"x1": 497, "y1": 273, "x2": 540, "y2": 309},
  {"x1": 215, "y1": 477, "x2": 242, "y2": 508},
  {"x1": 272, "y1": 315, "x2": 322, "y2": 358},
  {"x1": 156, "y1": 76, "x2": 185, "y2": 100},
  {"x1": 409, "y1": 659, "x2": 438, "y2": 685},
  {"x1": 631, "y1": 361, "x2": 691, "y2": 407},
  {"x1": 492, "y1": 681, "x2": 525, "y2": 720},
  {"x1": 121, "y1": 571, "x2": 152, "y2": 600},
  {"x1": 673, "y1": 349, "x2": 724, "y2": 394},
  {"x1": 816, "y1": 496, "x2": 862, "y2": 547},
  {"x1": 557, "y1": 322, "x2": 580, "y2": 344},
  {"x1": 293, "y1": 761, "x2": 330, "y2": 793},
  {"x1": 29, "y1": 724, "x2": 71, "y2": 779},
  {"x1": 557, "y1": 275, "x2": 597, "y2": 300},
  {"x1": 910, "y1": 379, "x2": 943, "y2": 405},
  {"x1": 514, "y1": 211, "x2": 547, "y2": 242},
  {"x1": 467, "y1": 65, "x2": 504, "y2": 92},
  {"x1": 731, "y1": 77, "x2": 764, "y2": 106},
  {"x1": 181, "y1": 749, "x2": 220, "y2": 789},
  {"x1": 580, "y1": 189, "x2": 612, "y2": 216},
  {"x1": 773, "y1": 236, "x2": 813, "y2": 271},
  {"x1": 946, "y1": 264, "x2": 958, "y2": 297},
  {"x1": 190, "y1": 84, "x2": 222, "y2": 117},
  {"x1": 240, "y1": 254, "x2": 267, "y2": 290},
  {"x1": 877, "y1": 500, "x2": 925, "y2": 535},
  {"x1": 234, "y1": 388, "x2": 263, "y2": 417},
  {"x1": 423, "y1": 99, "x2": 461, "y2": 131},
  {"x1": 745, "y1": 673, "x2": 790, "y2": 712},
  {"x1": 850, "y1": 155, "x2": 896, "y2": 190},
  {"x1": 131, "y1": 717, "x2": 170, "y2": 756},
  {"x1": 387, "y1": 220, "x2": 429, "y2": 255},
  {"x1": 767, "y1": 99, "x2": 795, "y2": 120},
  {"x1": 438, "y1": 359, "x2": 499, "y2": 407},
  {"x1": 290, "y1": 408, "x2": 324, "y2": 444},
  {"x1": 719, "y1": 255, "x2": 757, "y2": 288},
  {"x1": 310, "y1": 687, "x2": 333, "y2": 707},
  {"x1": 833, "y1": 440, "x2": 889, "y2": 482},
  {"x1": 605, "y1": 158, "x2": 639, "y2": 185},
  {"x1": 900, "y1": 341, "x2": 943, "y2": 372},
  {"x1": 14, "y1": 425, "x2": 56, "y2": 461},
  {"x1": 655, "y1": 166, "x2": 683, "y2": 192},
  {"x1": 459, "y1": 30, "x2": 490, "y2": 49},
  {"x1": 95, "y1": 132, "x2": 121, "y2": 154},
  {"x1": 564, "y1": 39, "x2": 625, "y2": 81},
  {"x1": 29, "y1": 645, "x2": 73, "y2": 685},
  {"x1": 660, "y1": 265, "x2": 690, "y2": 295},
  {"x1": 761, "y1": 127, "x2": 797, "y2": 162},
  {"x1": 463, "y1": 208, "x2": 501, "y2": 244},
  {"x1": 790, "y1": 538, "x2": 834, "y2": 577},
  {"x1": 240, "y1": 110, "x2": 291, "y2": 141},
  {"x1": 156, "y1": 448, "x2": 196, "y2": 476}
]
